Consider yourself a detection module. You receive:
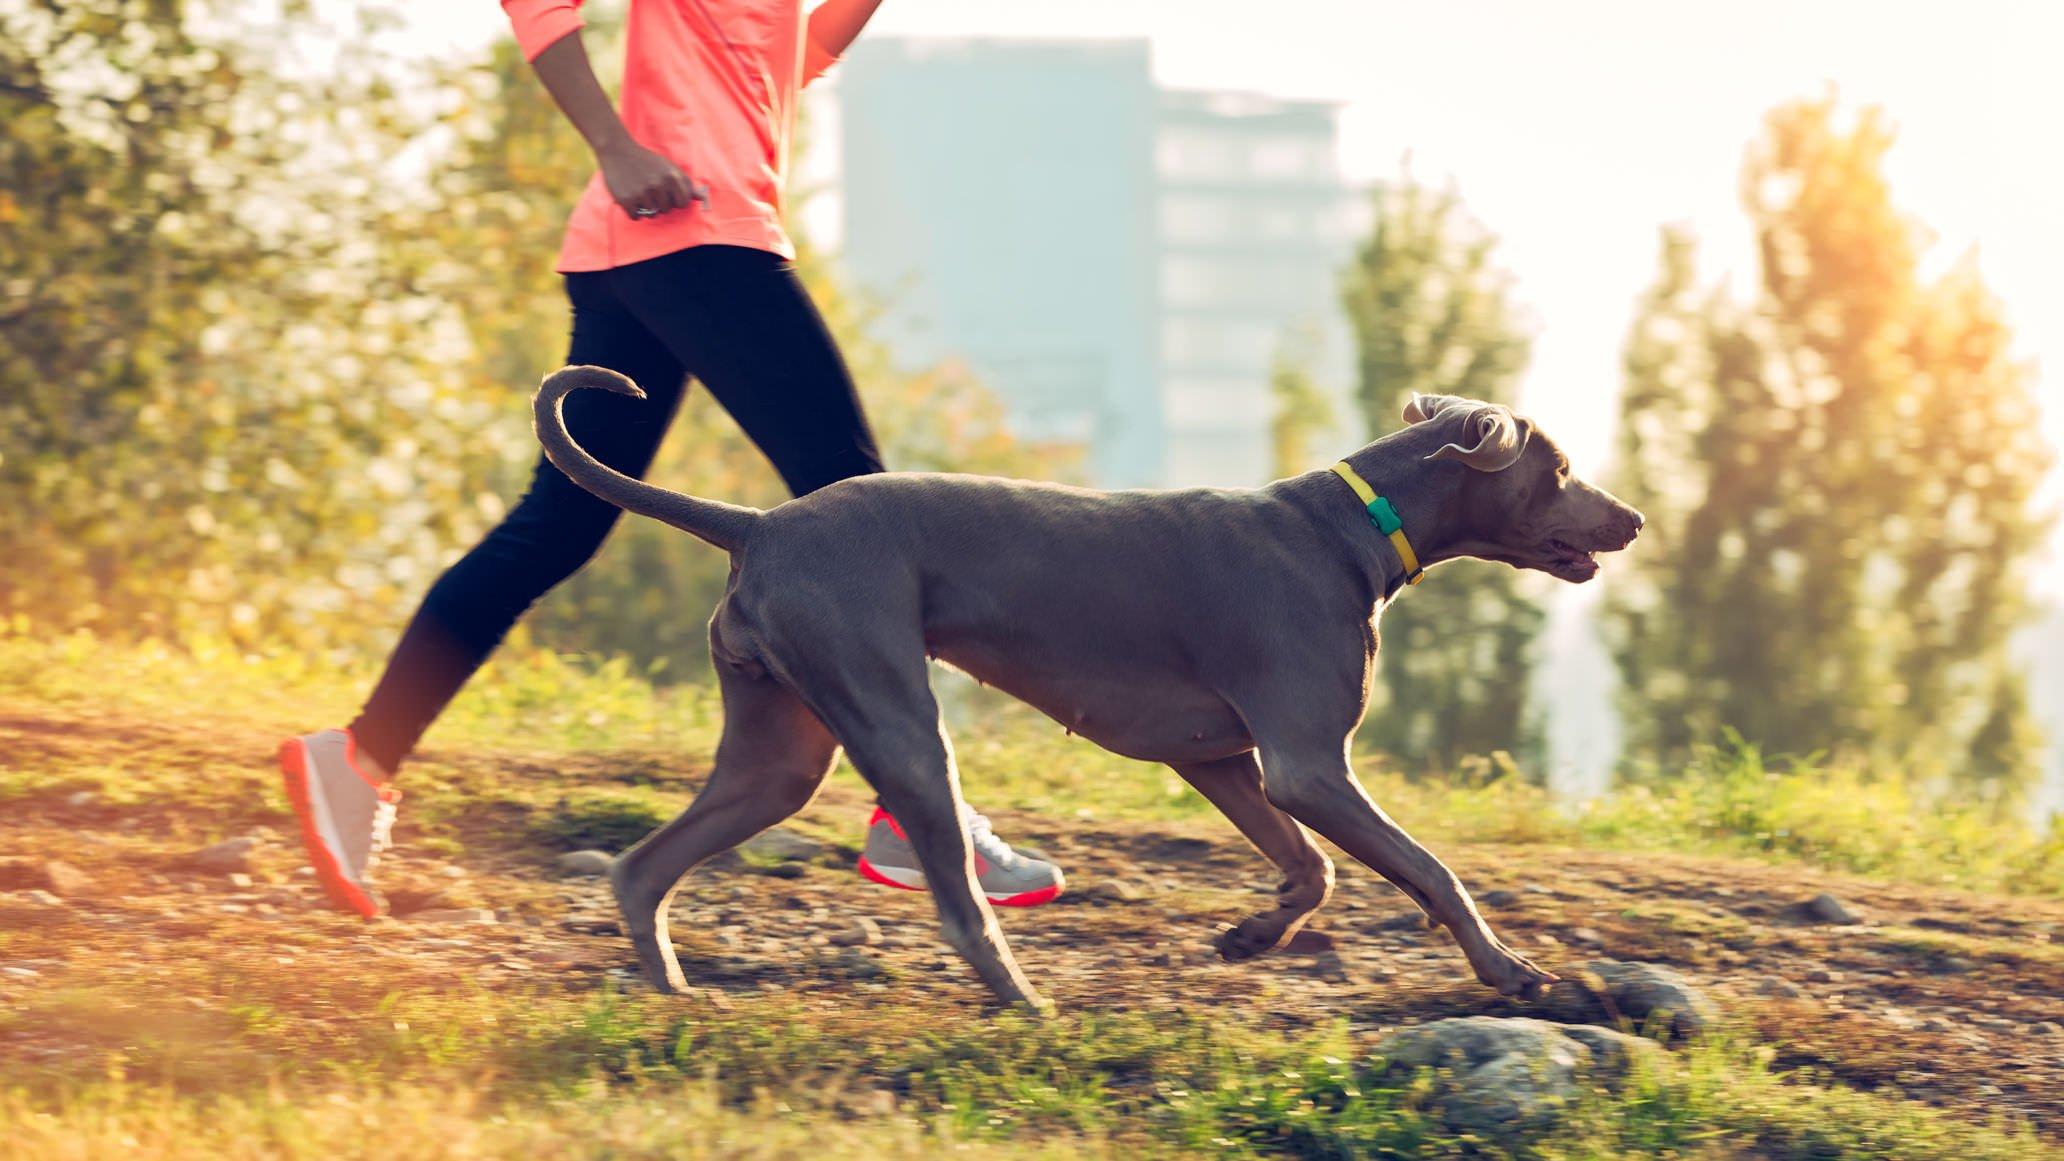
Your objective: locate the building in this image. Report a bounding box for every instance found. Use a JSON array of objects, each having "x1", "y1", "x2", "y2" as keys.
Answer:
[{"x1": 836, "y1": 38, "x2": 1364, "y2": 488}]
